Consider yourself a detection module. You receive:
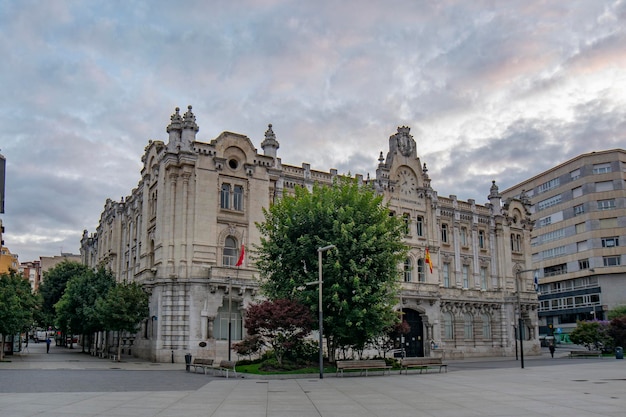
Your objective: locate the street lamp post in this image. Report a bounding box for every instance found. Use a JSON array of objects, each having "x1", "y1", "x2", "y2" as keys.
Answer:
[
  {"x1": 515, "y1": 268, "x2": 536, "y2": 369},
  {"x1": 316, "y1": 244, "x2": 336, "y2": 379}
]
